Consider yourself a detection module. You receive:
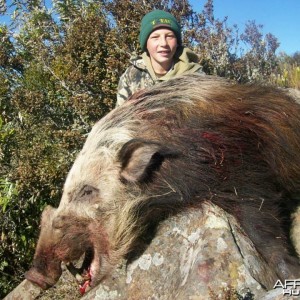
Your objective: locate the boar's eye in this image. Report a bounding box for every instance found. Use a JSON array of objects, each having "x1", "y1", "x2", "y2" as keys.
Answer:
[{"x1": 78, "y1": 185, "x2": 99, "y2": 201}]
